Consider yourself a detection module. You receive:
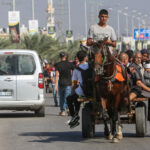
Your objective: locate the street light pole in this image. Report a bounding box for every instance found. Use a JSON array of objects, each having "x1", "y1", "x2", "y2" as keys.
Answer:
[
  {"x1": 124, "y1": 13, "x2": 128, "y2": 37},
  {"x1": 13, "y1": 0, "x2": 15, "y2": 11},
  {"x1": 138, "y1": 17, "x2": 140, "y2": 30},
  {"x1": 32, "y1": 0, "x2": 35, "y2": 20},
  {"x1": 50, "y1": 0, "x2": 53, "y2": 25},
  {"x1": 138, "y1": 12, "x2": 142, "y2": 30},
  {"x1": 132, "y1": 16, "x2": 135, "y2": 38},
  {"x1": 137, "y1": 17, "x2": 141, "y2": 42},
  {"x1": 123, "y1": 7, "x2": 129, "y2": 37},
  {"x1": 68, "y1": 0, "x2": 71, "y2": 31},
  {"x1": 84, "y1": 0, "x2": 87, "y2": 38},
  {"x1": 131, "y1": 10, "x2": 137, "y2": 38},
  {"x1": 143, "y1": 14, "x2": 148, "y2": 29},
  {"x1": 108, "y1": 8, "x2": 113, "y2": 24},
  {"x1": 126, "y1": 14, "x2": 128, "y2": 37},
  {"x1": 117, "y1": 10, "x2": 121, "y2": 40}
]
